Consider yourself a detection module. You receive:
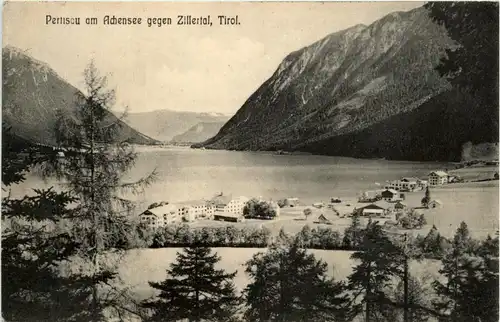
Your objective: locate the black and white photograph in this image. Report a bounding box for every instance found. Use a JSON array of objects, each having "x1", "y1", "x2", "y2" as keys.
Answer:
[{"x1": 2, "y1": 1, "x2": 499, "y2": 321}]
